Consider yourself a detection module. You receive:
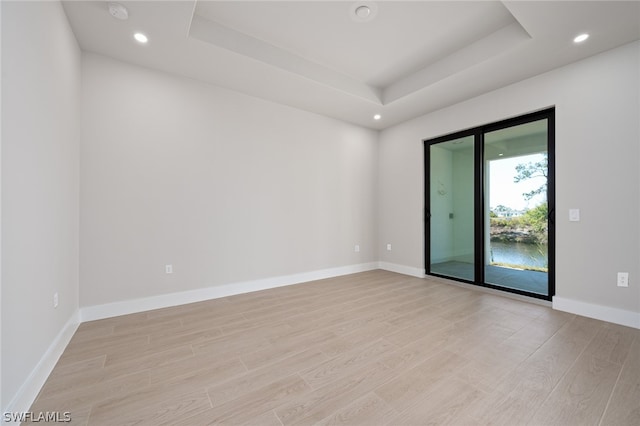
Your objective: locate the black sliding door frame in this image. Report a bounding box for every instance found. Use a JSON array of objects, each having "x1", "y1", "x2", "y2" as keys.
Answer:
[
  {"x1": 424, "y1": 128, "x2": 479, "y2": 285},
  {"x1": 424, "y1": 108, "x2": 555, "y2": 301}
]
